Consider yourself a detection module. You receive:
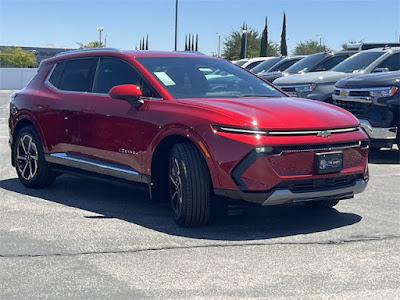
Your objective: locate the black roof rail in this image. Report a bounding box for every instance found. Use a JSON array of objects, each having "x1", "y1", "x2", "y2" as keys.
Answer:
[{"x1": 55, "y1": 48, "x2": 121, "y2": 57}]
